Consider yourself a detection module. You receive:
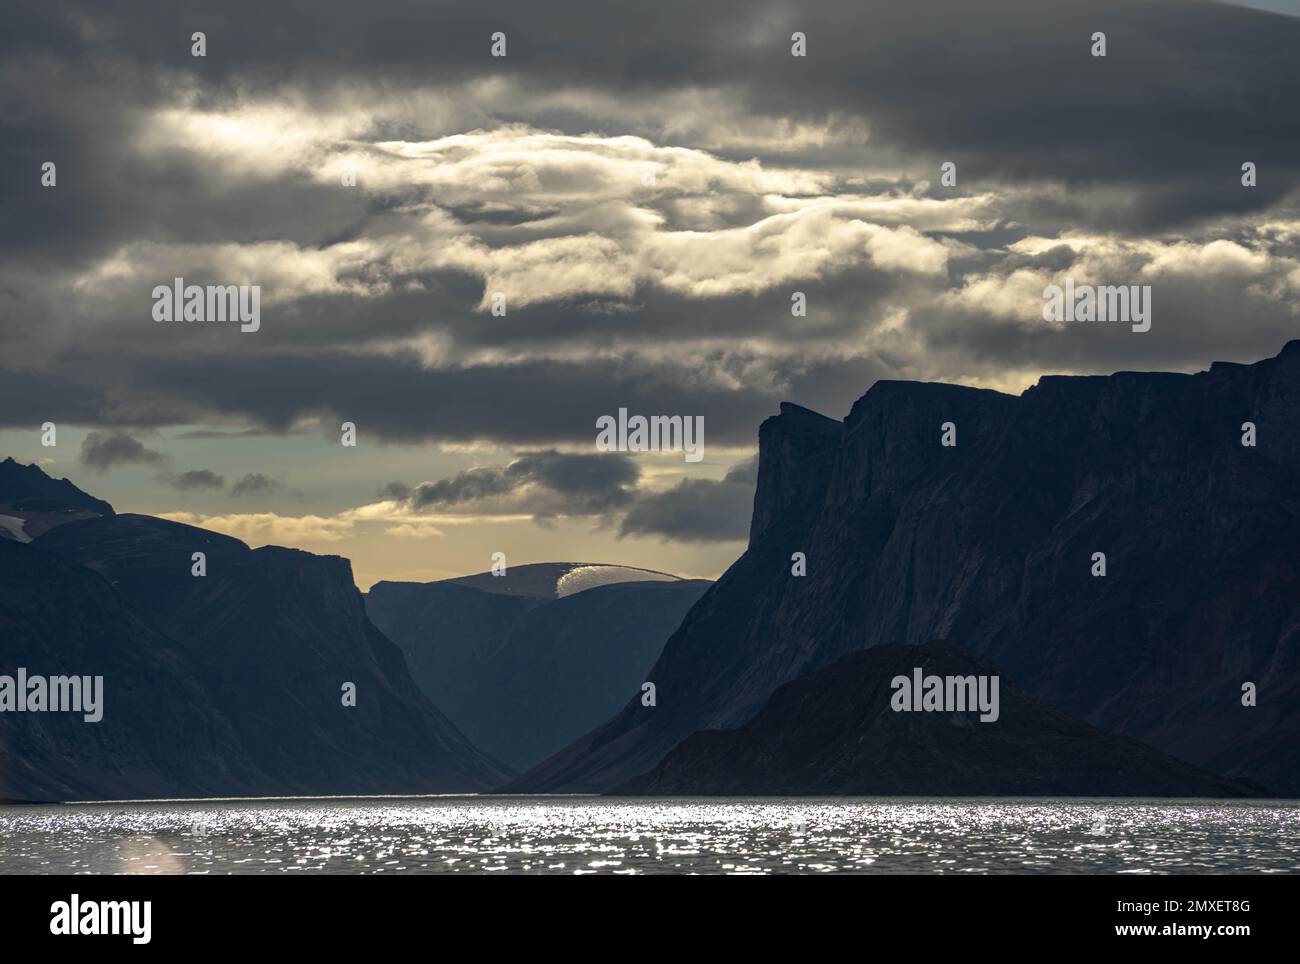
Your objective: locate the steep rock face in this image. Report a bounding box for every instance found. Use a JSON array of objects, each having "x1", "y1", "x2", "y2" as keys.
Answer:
[
  {"x1": 748, "y1": 402, "x2": 844, "y2": 545},
  {"x1": 519, "y1": 341, "x2": 1300, "y2": 794},
  {"x1": 514, "y1": 402, "x2": 846, "y2": 791},
  {"x1": 618, "y1": 643, "x2": 1248, "y2": 797},
  {"x1": 34, "y1": 513, "x2": 509, "y2": 795},
  {"x1": 366, "y1": 576, "x2": 710, "y2": 771},
  {"x1": 0, "y1": 539, "x2": 259, "y2": 801}
]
